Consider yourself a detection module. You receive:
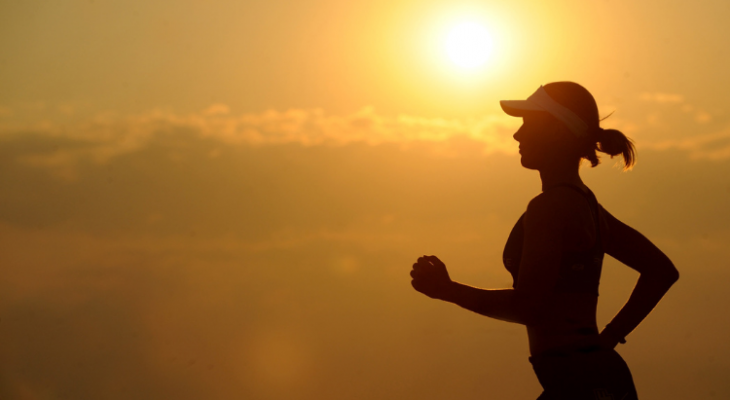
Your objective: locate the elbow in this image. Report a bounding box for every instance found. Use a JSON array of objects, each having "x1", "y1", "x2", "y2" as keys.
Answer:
[
  {"x1": 645, "y1": 260, "x2": 679, "y2": 286},
  {"x1": 662, "y1": 259, "x2": 680, "y2": 284},
  {"x1": 667, "y1": 265, "x2": 680, "y2": 284}
]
